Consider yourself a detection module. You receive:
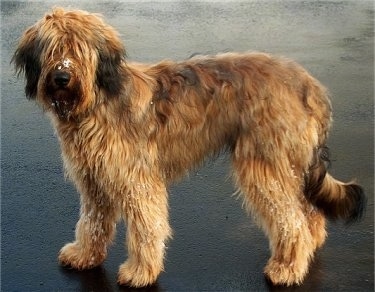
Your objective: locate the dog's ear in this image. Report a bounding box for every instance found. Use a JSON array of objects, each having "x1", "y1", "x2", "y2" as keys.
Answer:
[
  {"x1": 12, "y1": 26, "x2": 41, "y2": 99},
  {"x1": 96, "y1": 36, "x2": 127, "y2": 97}
]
